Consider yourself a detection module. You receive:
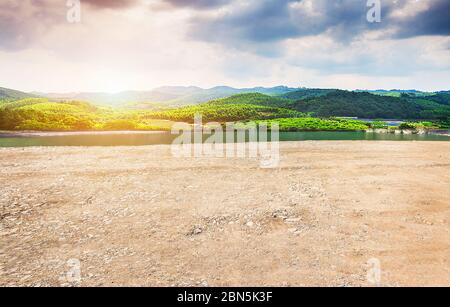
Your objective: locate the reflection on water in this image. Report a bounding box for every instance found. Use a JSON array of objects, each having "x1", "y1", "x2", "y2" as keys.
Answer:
[{"x1": 0, "y1": 131, "x2": 449, "y2": 147}]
